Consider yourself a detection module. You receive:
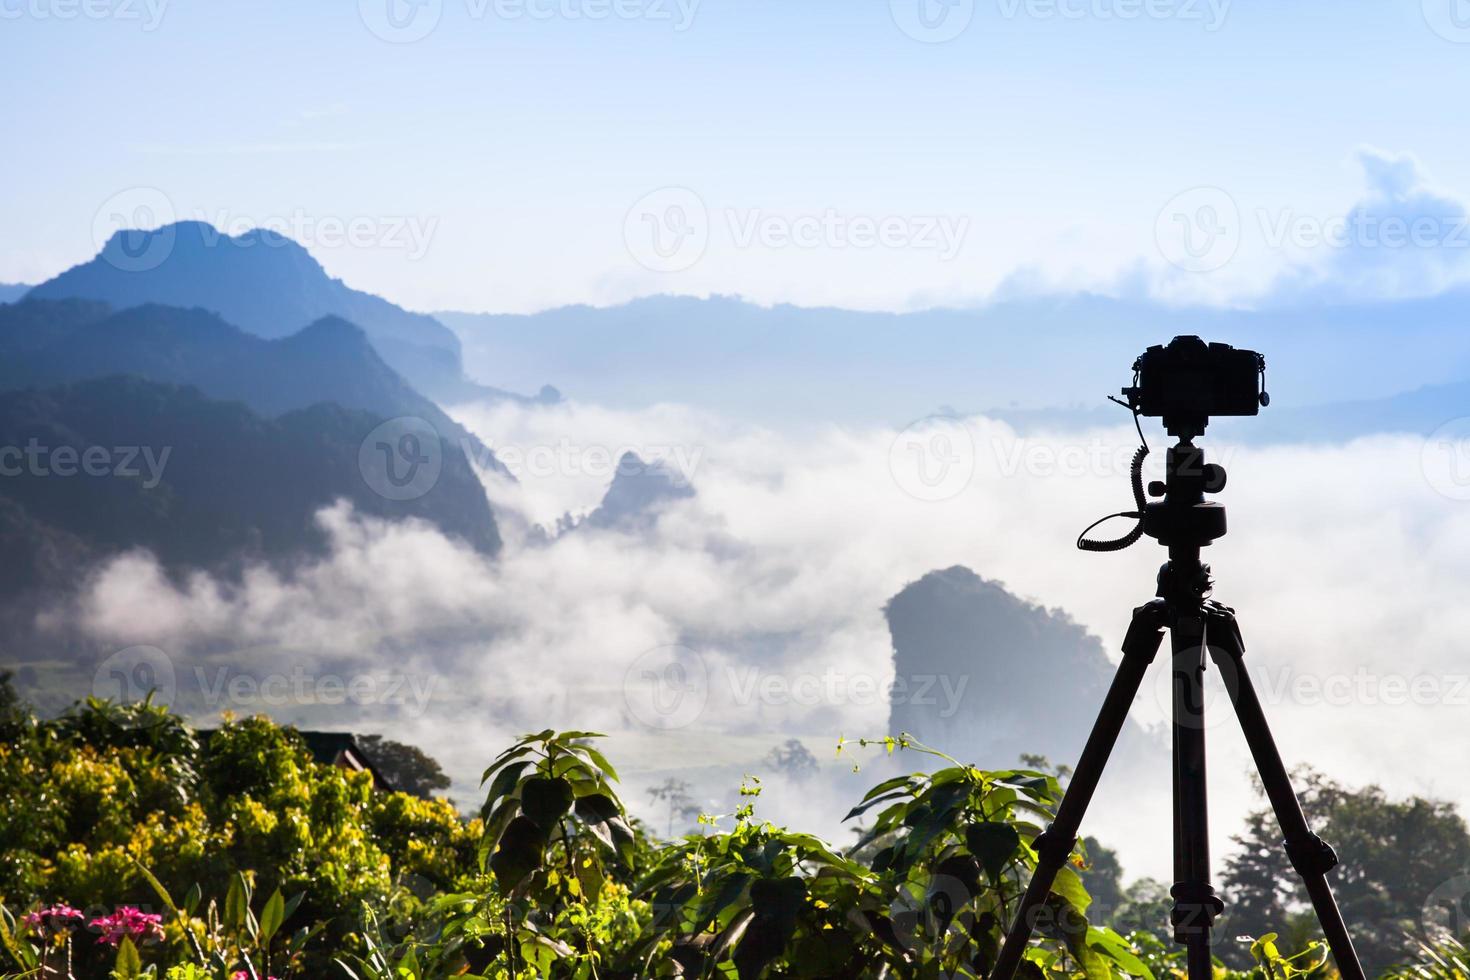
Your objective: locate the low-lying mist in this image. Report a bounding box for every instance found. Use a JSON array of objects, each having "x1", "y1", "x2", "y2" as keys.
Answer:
[{"x1": 38, "y1": 396, "x2": 1470, "y2": 885}]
